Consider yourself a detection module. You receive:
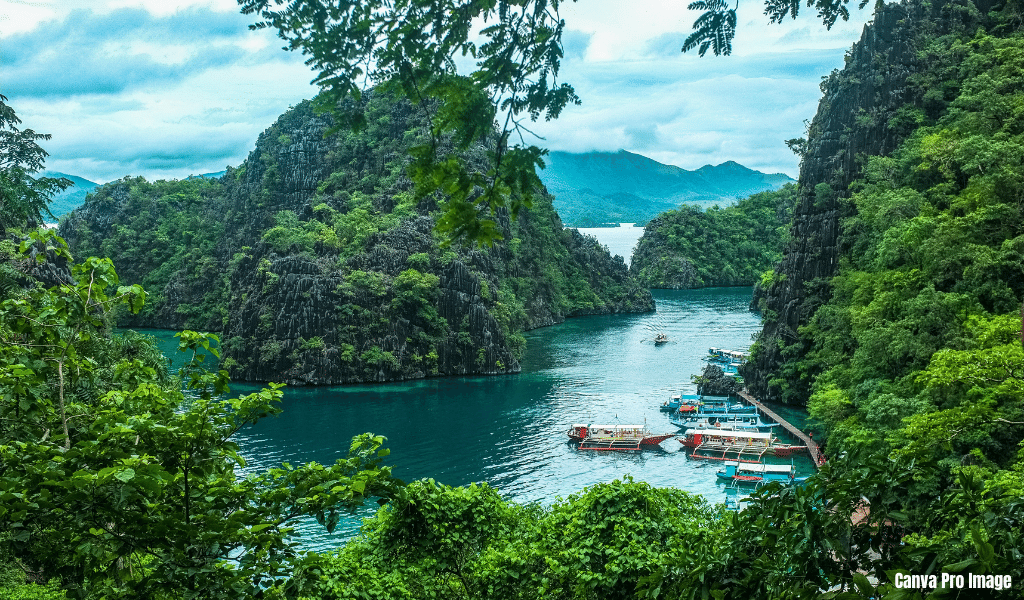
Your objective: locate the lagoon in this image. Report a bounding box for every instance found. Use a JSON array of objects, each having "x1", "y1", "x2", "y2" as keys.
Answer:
[{"x1": 141, "y1": 288, "x2": 815, "y2": 551}]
